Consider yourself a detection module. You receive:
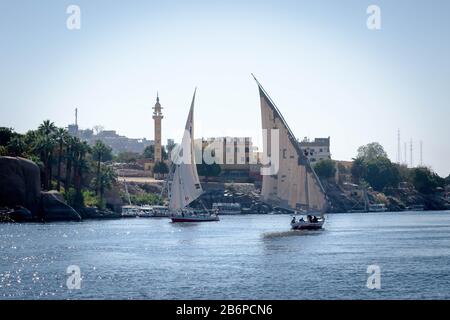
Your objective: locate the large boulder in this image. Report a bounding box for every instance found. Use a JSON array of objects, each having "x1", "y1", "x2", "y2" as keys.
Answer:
[
  {"x1": 0, "y1": 156, "x2": 41, "y2": 216},
  {"x1": 41, "y1": 191, "x2": 82, "y2": 222}
]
